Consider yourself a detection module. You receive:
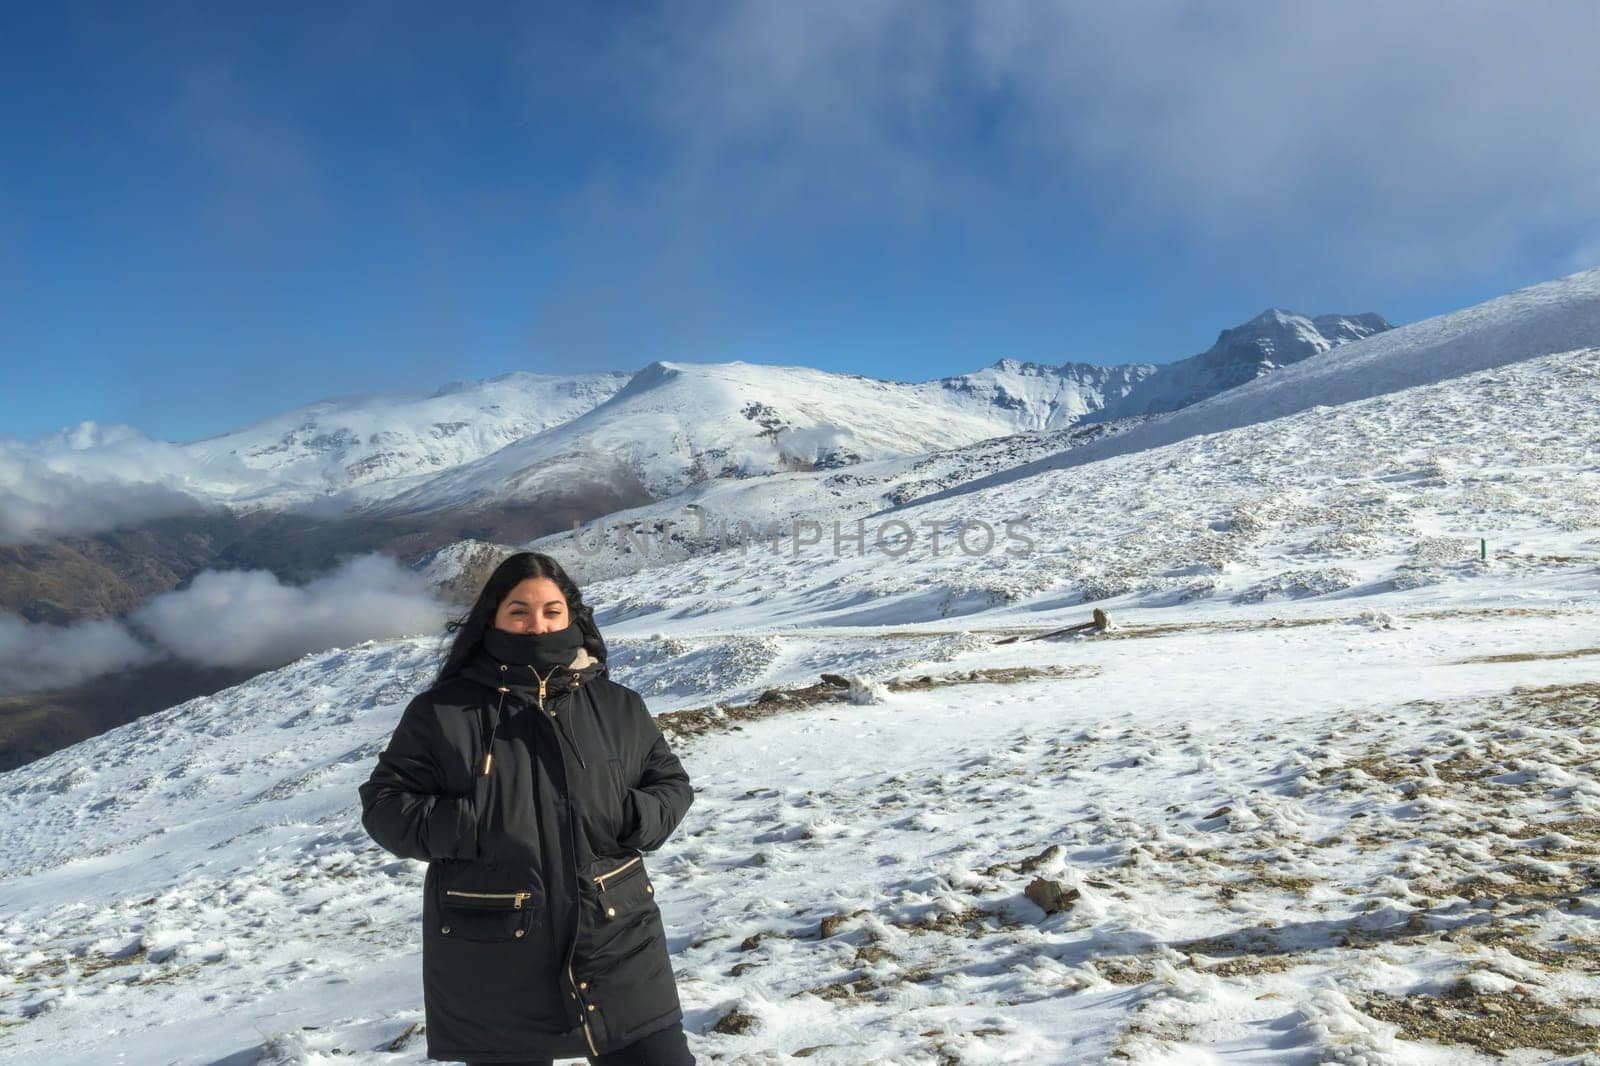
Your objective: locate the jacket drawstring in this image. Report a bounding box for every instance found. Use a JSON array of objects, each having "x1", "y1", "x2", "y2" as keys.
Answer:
[
  {"x1": 480, "y1": 688, "x2": 506, "y2": 777},
  {"x1": 552, "y1": 703, "x2": 588, "y2": 770}
]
